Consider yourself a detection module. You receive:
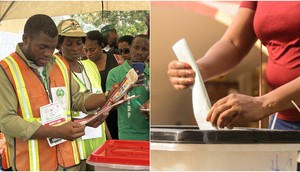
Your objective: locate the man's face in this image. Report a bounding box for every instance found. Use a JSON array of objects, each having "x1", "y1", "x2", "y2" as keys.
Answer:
[
  {"x1": 59, "y1": 37, "x2": 84, "y2": 61},
  {"x1": 84, "y1": 39, "x2": 103, "y2": 62},
  {"x1": 107, "y1": 31, "x2": 119, "y2": 47},
  {"x1": 130, "y1": 37, "x2": 149, "y2": 64},
  {"x1": 23, "y1": 32, "x2": 57, "y2": 66}
]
